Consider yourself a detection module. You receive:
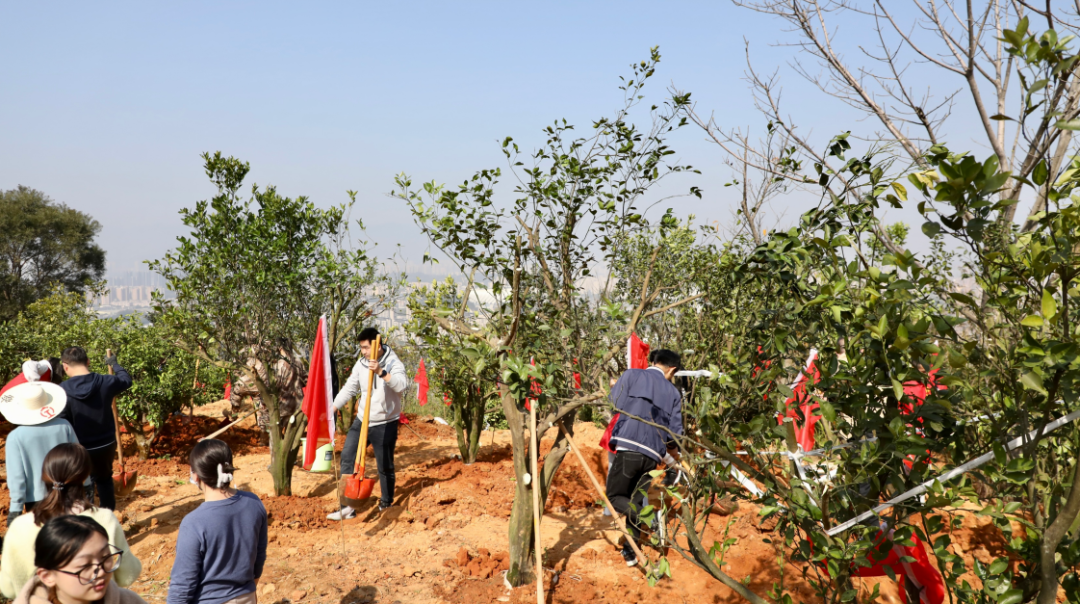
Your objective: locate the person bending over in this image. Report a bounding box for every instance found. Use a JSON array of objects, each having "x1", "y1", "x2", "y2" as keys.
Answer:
[
  {"x1": 168, "y1": 439, "x2": 267, "y2": 604},
  {"x1": 605, "y1": 349, "x2": 683, "y2": 567},
  {"x1": 328, "y1": 327, "x2": 407, "y2": 519},
  {"x1": 58, "y1": 347, "x2": 132, "y2": 510},
  {"x1": 14, "y1": 515, "x2": 146, "y2": 604},
  {"x1": 2, "y1": 443, "x2": 141, "y2": 599}
]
